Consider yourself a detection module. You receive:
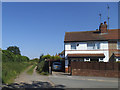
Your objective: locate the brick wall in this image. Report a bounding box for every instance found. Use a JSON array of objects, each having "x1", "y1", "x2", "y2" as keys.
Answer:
[
  {"x1": 108, "y1": 41, "x2": 117, "y2": 62},
  {"x1": 71, "y1": 62, "x2": 120, "y2": 78}
]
